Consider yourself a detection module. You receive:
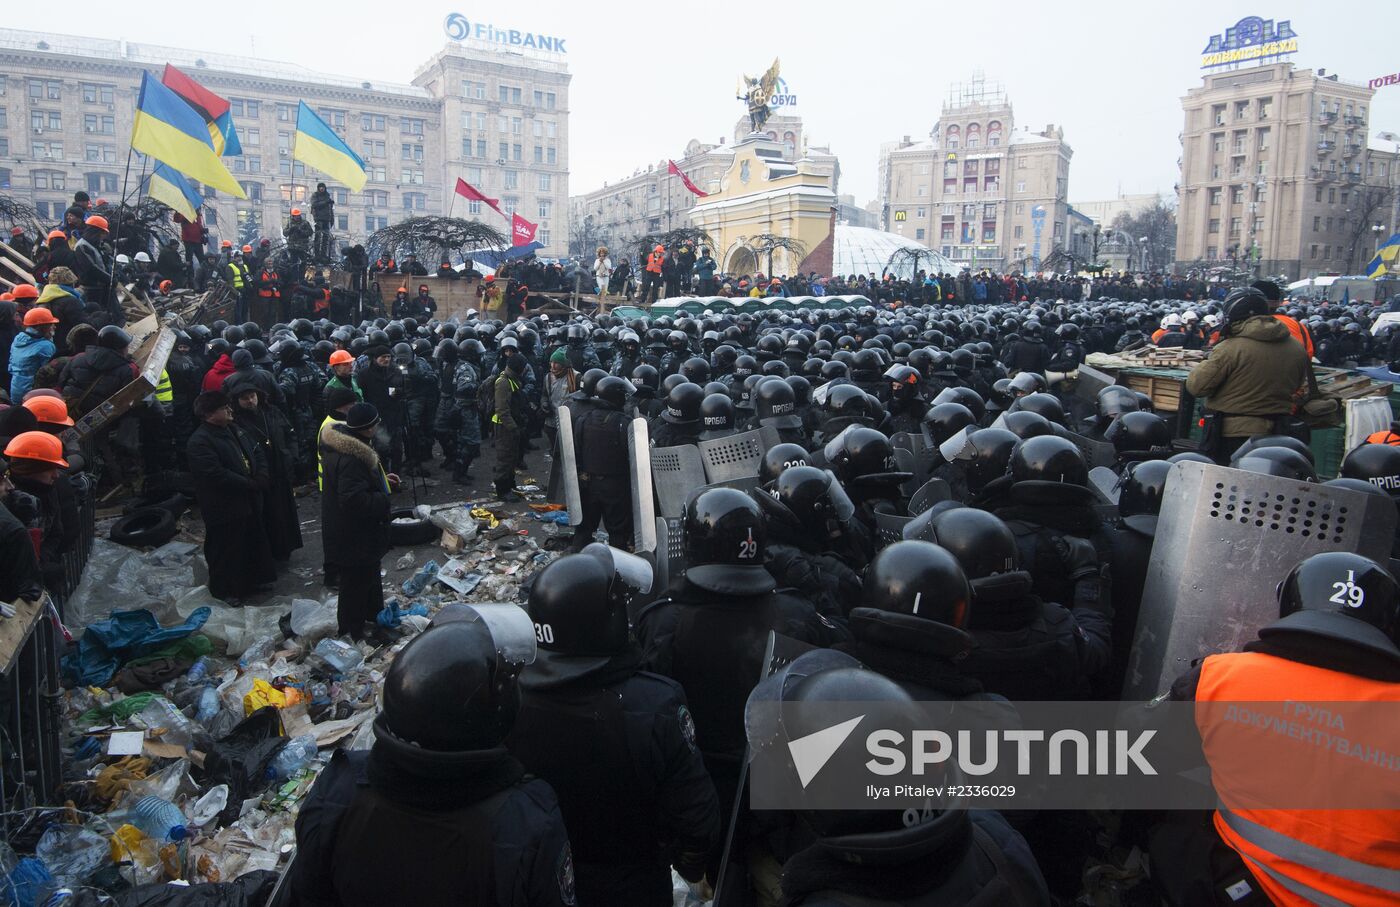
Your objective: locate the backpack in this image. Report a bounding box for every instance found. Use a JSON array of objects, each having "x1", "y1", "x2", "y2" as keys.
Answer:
[{"x1": 478, "y1": 371, "x2": 499, "y2": 417}]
